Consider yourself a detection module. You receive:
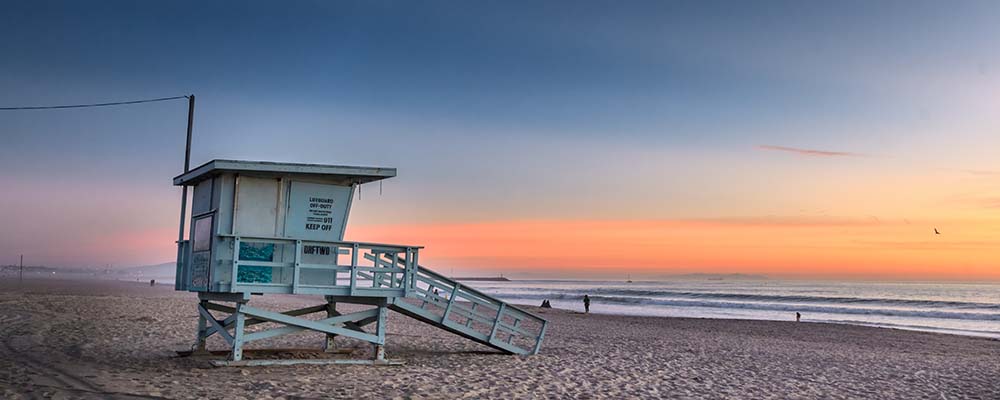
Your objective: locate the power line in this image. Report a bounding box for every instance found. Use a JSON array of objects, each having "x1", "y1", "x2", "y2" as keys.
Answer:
[{"x1": 0, "y1": 95, "x2": 188, "y2": 111}]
